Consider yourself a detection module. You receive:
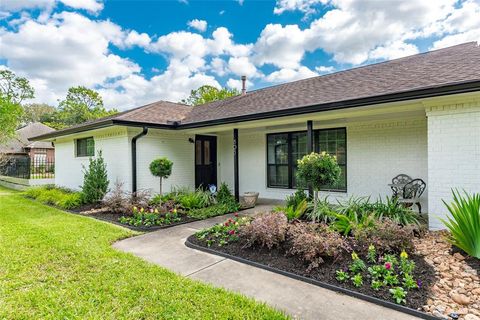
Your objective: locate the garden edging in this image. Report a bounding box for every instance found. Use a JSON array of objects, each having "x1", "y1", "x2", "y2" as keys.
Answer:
[{"x1": 185, "y1": 237, "x2": 440, "y2": 320}]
